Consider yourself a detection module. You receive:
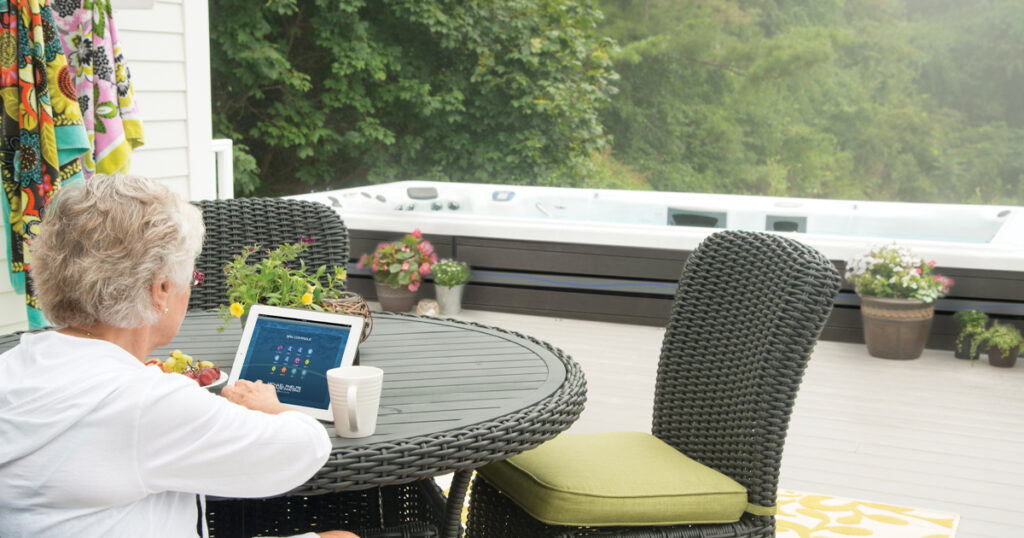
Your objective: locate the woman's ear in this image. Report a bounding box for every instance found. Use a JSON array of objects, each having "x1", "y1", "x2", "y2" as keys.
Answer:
[{"x1": 151, "y1": 274, "x2": 171, "y2": 313}]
